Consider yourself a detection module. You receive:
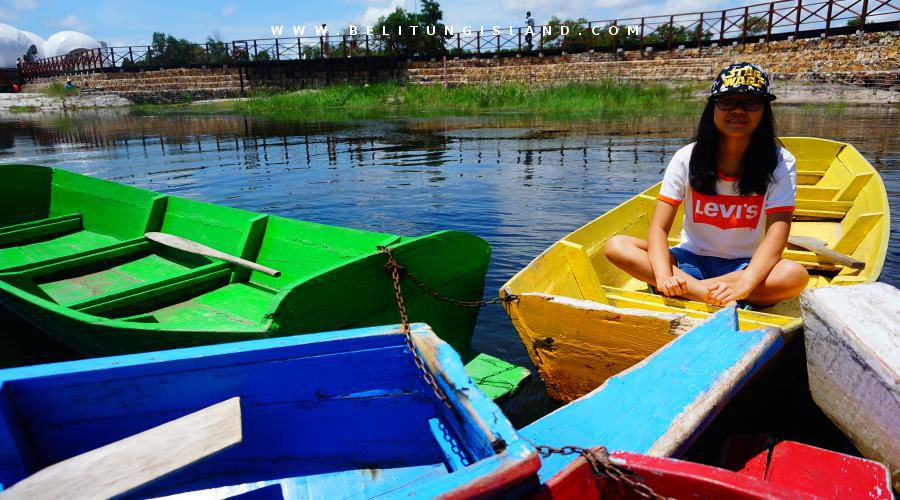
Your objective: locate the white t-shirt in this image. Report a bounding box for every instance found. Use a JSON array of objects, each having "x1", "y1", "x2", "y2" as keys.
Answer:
[{"x1": 658, "y1": 143, "x2": 796, "y2": 259}]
